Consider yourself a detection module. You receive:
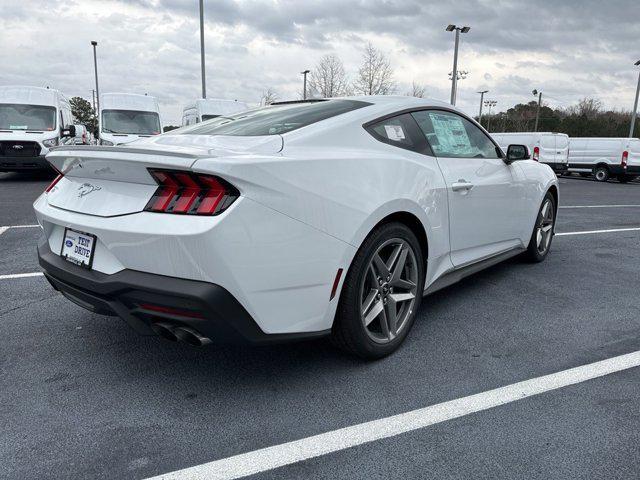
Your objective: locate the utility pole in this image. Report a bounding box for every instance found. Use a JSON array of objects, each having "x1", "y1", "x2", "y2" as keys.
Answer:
[
  {"x1": 477, "y1": 90, "x2": 488, "y2": 126},
  {"x1": 199, "y1": 0, "x2": 206, "y2": 99},
  {"x1": 533, "y1": 89, "x2": 542, "y2": 132},
  {"x1": 90, "y1": 41, "x2": 100, "y2": 132},
  {"x1": 446, "y1": 24, "x2": 470, "y2": 106},
  {"x1": 301, "y1": 70, "x2": 310, "y2": 100},
  {"x1": 91, "y1": 89, "x2": 96, "y2": 112},
  {"x1": 629, "y1": 60, "x2": 640, "y2": 138}
]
